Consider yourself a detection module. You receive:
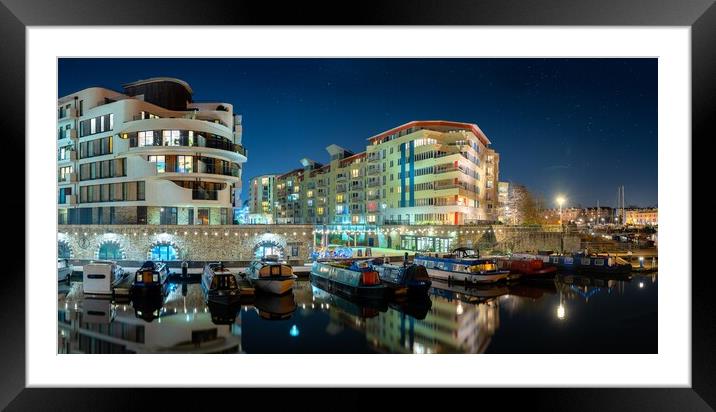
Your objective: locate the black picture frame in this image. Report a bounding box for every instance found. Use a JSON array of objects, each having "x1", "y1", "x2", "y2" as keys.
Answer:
[{"x1": 2, "y1": 0, "x2": 711, "y2": 409}]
